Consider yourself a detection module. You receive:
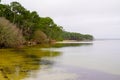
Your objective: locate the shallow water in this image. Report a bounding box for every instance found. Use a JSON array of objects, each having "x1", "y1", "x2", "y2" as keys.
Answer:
[
  {"x1": 0, "y1": 40, "x2": 120, "y2": 80},
  {"x1": 55, "y1": 40, "x2": 120, "y2": 75},
  {"x1": 0, "y1": 48, "x2": 61, "y2": 80}
]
